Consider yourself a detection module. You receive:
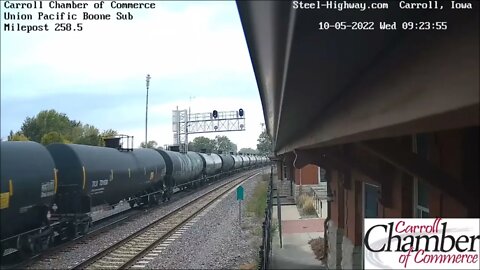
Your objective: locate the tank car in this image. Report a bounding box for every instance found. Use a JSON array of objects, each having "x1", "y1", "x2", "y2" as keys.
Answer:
[
  {"x1": 1, "y1": 141, "x2": 57, "y2": 254},
  {"x1": 186, "y1": 151, "x2": 204, "y2": 185},
  {"x1": 47, "y1": 143, "x2": 166, "y2": 236},
  {"x1": 155, "y1": 150, "x2": 203, "y2": 198},
  {"x1": 239, "y1": 155, "x2": 249, "y2": 168},
  {"x1": 250, "y1": 155, "x2": 258, "y2": 167},
  {"x1": 48, "y1": 144, "x2": 163, "y2": 211},
  {"x1": 128, "y1": 148, "x2": 166, "y2": 207},
  {"x1": 232, "y1": 155, "x2": 243, "y2": 170},
  {"x1": 197, "y1": 153, "x2": 222, "y2": 178},
  {"x1": 219, "y1": 154, "x2": 235, "y2": 173}
]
